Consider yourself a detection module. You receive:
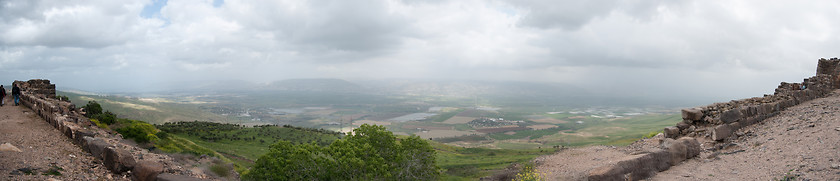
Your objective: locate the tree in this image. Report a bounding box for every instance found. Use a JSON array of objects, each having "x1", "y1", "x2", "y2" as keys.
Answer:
[
  {"x1": 244, "y1": 124, "x2": 439, "y2": 180},
  {"x1": 83, "y1": 100, "x2": 102, "y2": 116}
]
